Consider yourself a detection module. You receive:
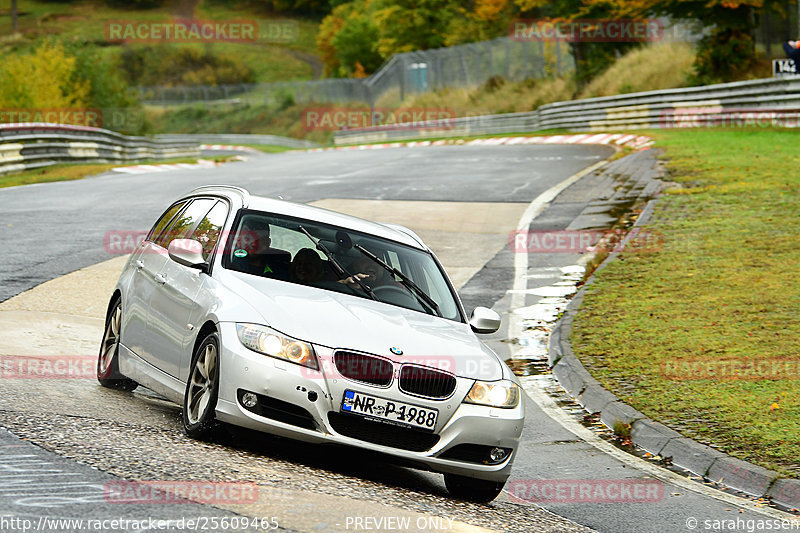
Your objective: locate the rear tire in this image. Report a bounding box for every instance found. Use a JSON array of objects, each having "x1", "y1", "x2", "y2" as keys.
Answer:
[
  {"x1": 183, "y1": 332, "x2": 221, "y2": 439},
  {"x1": 444, "y1": 473, "x2": 505, "y2": 503},
  {"x1": 97, "y1": 296, "x2": 138, "y2": 391}
]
